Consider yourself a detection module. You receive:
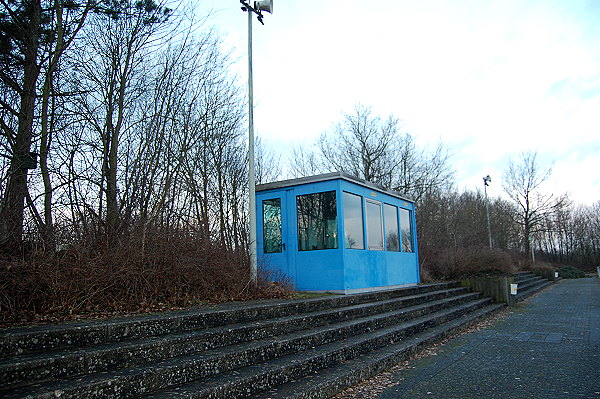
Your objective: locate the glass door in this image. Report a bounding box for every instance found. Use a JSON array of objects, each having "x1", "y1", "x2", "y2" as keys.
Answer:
[{"x1": 260, "y1": 192, "x2": 292, "y2": 280}]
